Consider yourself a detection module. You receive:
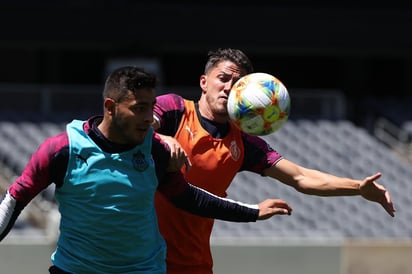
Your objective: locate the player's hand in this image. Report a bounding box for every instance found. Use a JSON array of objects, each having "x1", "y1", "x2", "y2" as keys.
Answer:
[
  {"x1": 257, "y1": 199, "x2": 292, "y2": 220},
  {"x1": 359, "y1": 172, "x2": 396, "y2": 217},
  {"x1": 160, "y1": 134, "x2": 192, "y2": 172}
]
